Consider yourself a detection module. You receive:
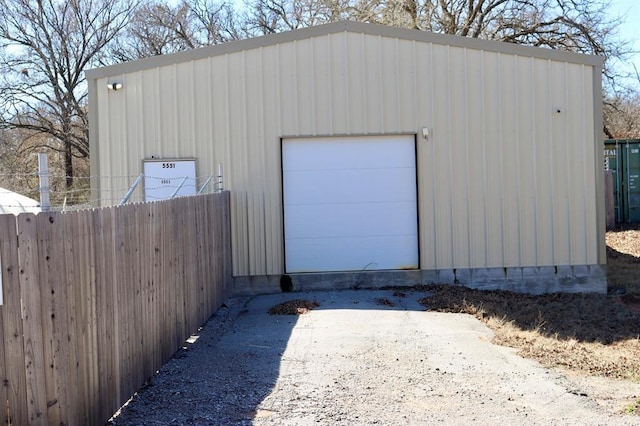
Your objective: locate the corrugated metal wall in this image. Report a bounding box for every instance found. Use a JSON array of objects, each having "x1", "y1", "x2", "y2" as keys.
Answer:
[{"x1": 90, "y1": 27, "x2": 601, "y2": 277}]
